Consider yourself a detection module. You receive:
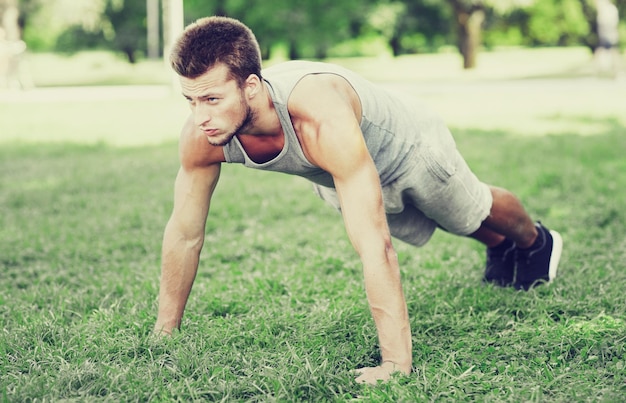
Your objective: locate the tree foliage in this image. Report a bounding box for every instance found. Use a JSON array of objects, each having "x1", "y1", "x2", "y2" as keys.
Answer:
[
  {"x1": 9, "y1": 0, "x2": 626, "y2": 66},
  {"x1": 103, "y1": 0, "x2": 148, "y2": 63},
  {"x1": 365, "y1": 0, "x2": 453, "y2": 56},
  {"x1": 526, "y1": 0, "x2": 589, "y2": 46}
]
